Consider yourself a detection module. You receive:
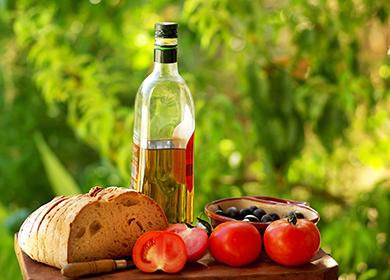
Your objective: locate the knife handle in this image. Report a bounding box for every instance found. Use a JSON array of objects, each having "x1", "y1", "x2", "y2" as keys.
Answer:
[{"x1": 61, "y1": 259, "x2": 129, "y2": 278}]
